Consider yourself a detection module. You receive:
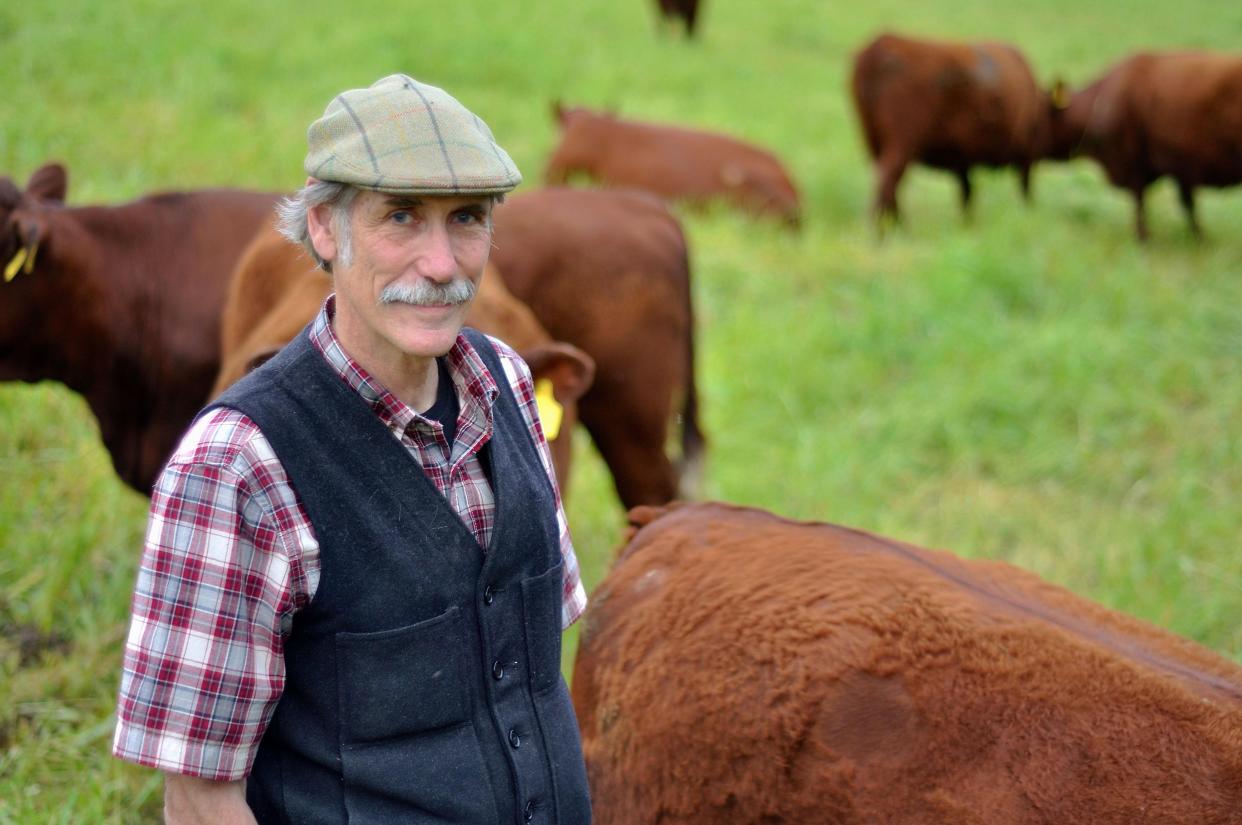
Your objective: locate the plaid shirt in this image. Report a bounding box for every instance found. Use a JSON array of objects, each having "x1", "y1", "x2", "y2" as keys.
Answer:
[{"x1": 113, "y1": 297, "x2": 587, "y2": 780}]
